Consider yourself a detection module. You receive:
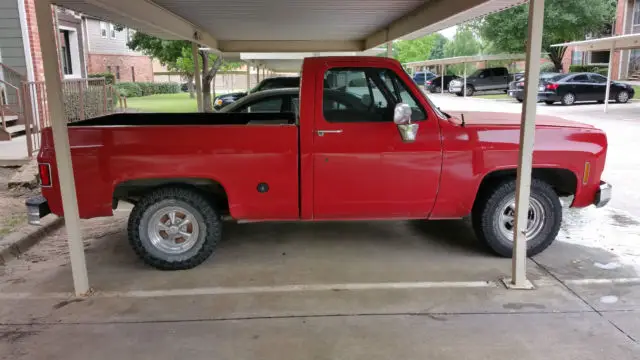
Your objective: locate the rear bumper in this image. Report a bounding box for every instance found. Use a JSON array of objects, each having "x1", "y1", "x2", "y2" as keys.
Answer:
[
  {"x1": 26, "y1": 195, "x2": 50, "y2": 225},
  {"x1": 594, "y1": 181, "x2": 612, "y2": 208},
  {"x1": 508, "y1": 89, "x2": 524, "y2": 100},
  {"x1": 537, "y1": 92, "x2": 561, "y2": 102}
]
